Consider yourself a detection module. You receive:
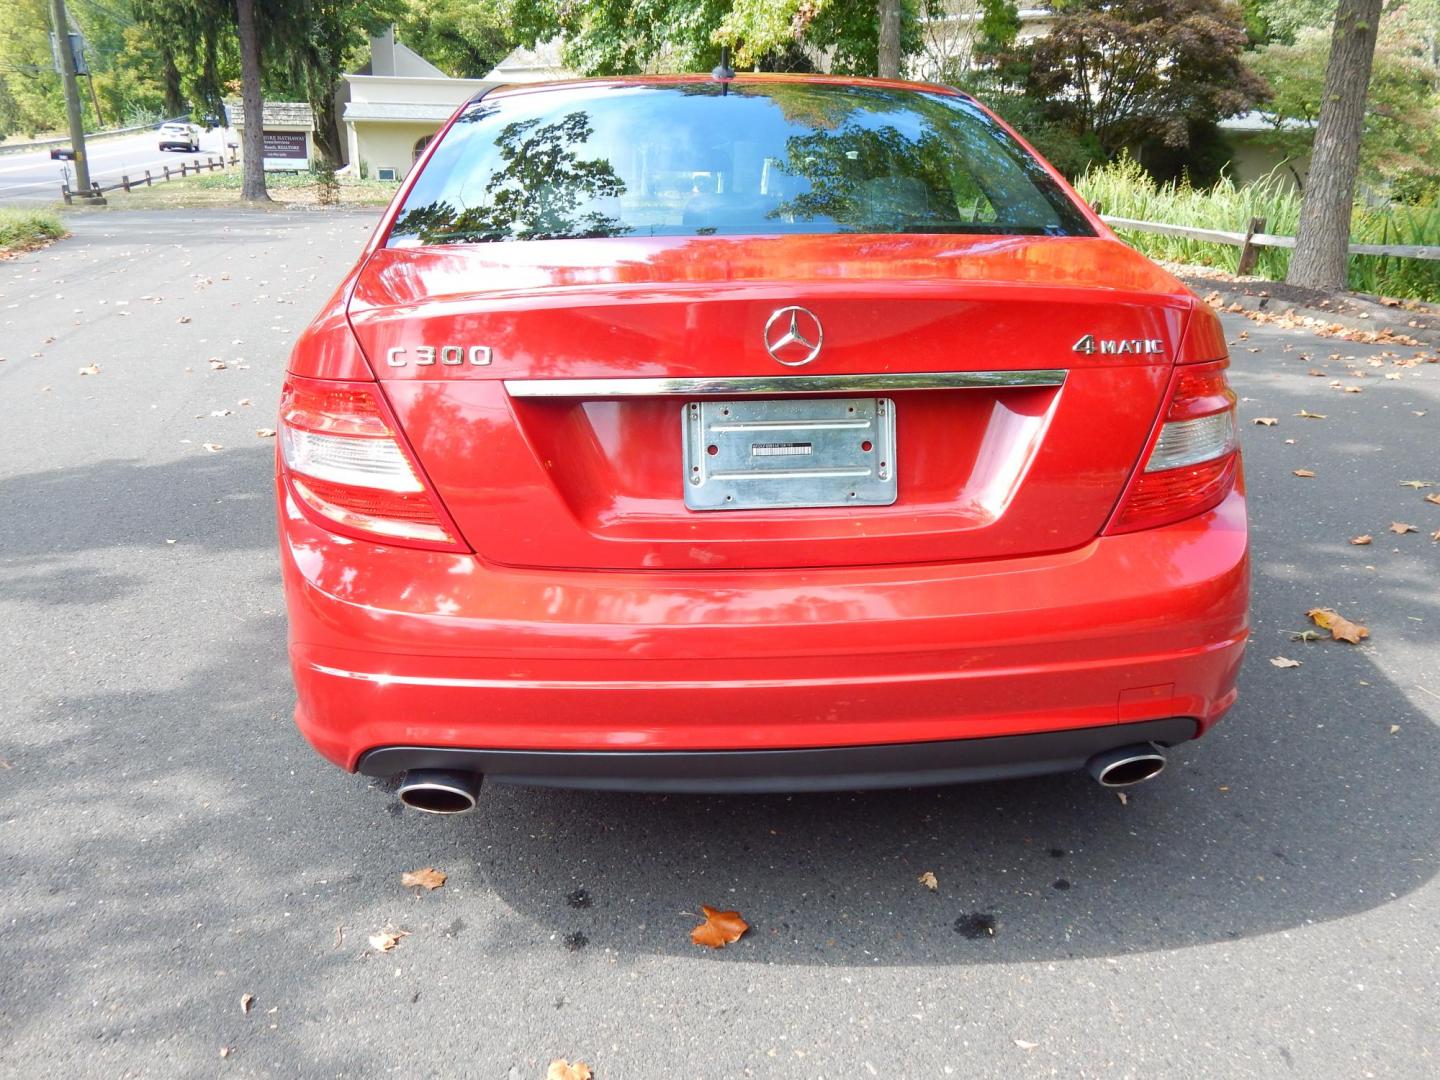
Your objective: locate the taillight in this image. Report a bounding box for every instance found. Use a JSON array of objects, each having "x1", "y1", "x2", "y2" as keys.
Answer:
[
  {"x1": 278, "y1": 377, "x2": 463, "y2": 550},
  {"x1": 1107, "y1": 358, "x2": 1239, "y2": 534}
]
